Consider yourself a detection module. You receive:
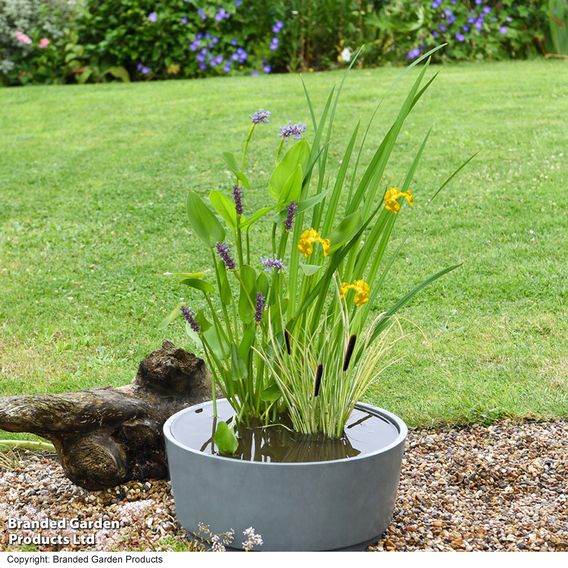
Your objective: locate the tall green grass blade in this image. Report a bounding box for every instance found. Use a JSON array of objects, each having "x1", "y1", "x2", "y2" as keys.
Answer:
[
  {"x1": 346, "y1": 60, "x2": 430, "y2": 215},
  {"x1": 369, "y1": 263, "x2": 462, "y2": 343},
  {"x1": 428, "y1": 152, "x2": 478, "y2": 203},
  {"x1": 402, "y1": 128, "x2": 432, "y2": 191},
  {"x1": 322, "y1": 122, "x2": 360, "y2": 236},
  {"x1": 300, "y1": 75, "x2": 318, "y2": 130},
  {"x1": 346, "y1": 45, "x2": 445, "y2": 202}
]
